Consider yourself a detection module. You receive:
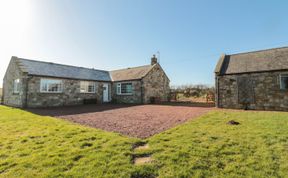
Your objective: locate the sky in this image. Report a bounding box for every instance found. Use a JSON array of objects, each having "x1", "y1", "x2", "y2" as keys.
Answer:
[{"x1": 1, "y1": 0, "x2": 288, "y2": 87}]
